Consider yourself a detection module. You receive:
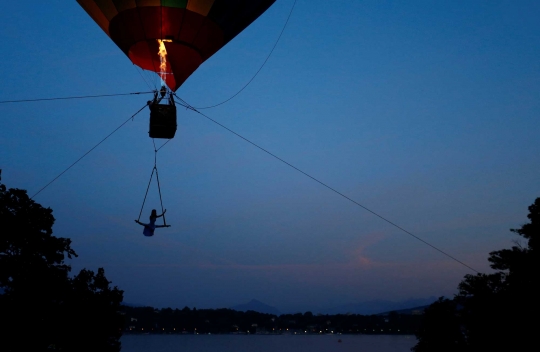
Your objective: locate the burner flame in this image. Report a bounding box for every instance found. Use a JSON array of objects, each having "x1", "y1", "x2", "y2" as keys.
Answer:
[{"x1": 157, "y1": 39, "x2": 173, "y2": 86}]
